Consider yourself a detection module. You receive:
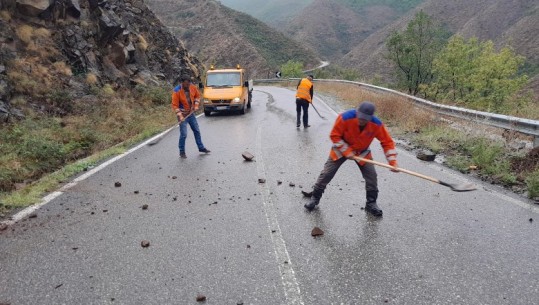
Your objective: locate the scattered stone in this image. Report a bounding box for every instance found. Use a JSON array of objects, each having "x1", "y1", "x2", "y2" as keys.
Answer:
[
  {"x1": 114, "y1": 182, "x2": 122, "y2": 187},
  {"x1": 289, "y1": 182, "x2": 295, "y2": 187},
  {"x1": 271, "y1": 230, "x2": 276, "y2": 233},
  {"x1": 360, "y1": 207, "x2": 365, "y2": 210},
  {"x1": 530, "y1": 218, "x2": 533, "y2": 223},
  {"x1": 72, "y1": 247, "x2": 78, "y2": 250},
  {"x1": 258, "y1": 178, "x2": 266, "y2": 184},
  {"x1": 196, "y1": 294, "x2": 206, "y2": 302},
  {"x1": 301, "y1": 191, "x2": 312, "y2": 197},
  {"x1": 55, "y1": 283, "x2": 63, "y2": 289},
  {"x1": 102, "y1": 210, "x2": 108, "y2": 213},
  {"x1": 172, "y1": 176, "x2": 177, "y2": 179},
  {"x1": 384, "y1": 299, "x2": 389, "y2": 303},
  {"x1": 469, "y1": 165, "x2": 478, "y2": 170},
  {"x1": 0, "y1": 224, "x2": 7, "y2": 231},
  {"x1": 90, "y1": 212, "x2": 95, "y2": 215},
  {"x1": 134, "y1": 190, "x2": 139, "y2": 194},
  {"x1": 246, "y1": 245, "x2": 251, "y2": 249},
  {"x1": 142, "y1": 204, "x2": 148, "y2": 210},
  {"x1": 237, "y1": 301, "x2": 244, "y2": 305},
  {"x1": 349, "y1": 214, "x2": 353, "y2": 217},
  {"x1": 311, "y1": 227, "x2": 324, "y2": 237},
  {"x1": 242, "y1": 151, "x2": 254, "y2": 161},
  {"x1": 277, "y1": 180, "x2": 282, "y2": 185},
  {"x1": 416, "y1": 150, "x2": 436, "y2": 162},
  {"x1": 29, "y1": 213, "x2": 37, "y2": 219},
  {"x1": 141, "y1": 240, "x2": 150, "y2": 248}
]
